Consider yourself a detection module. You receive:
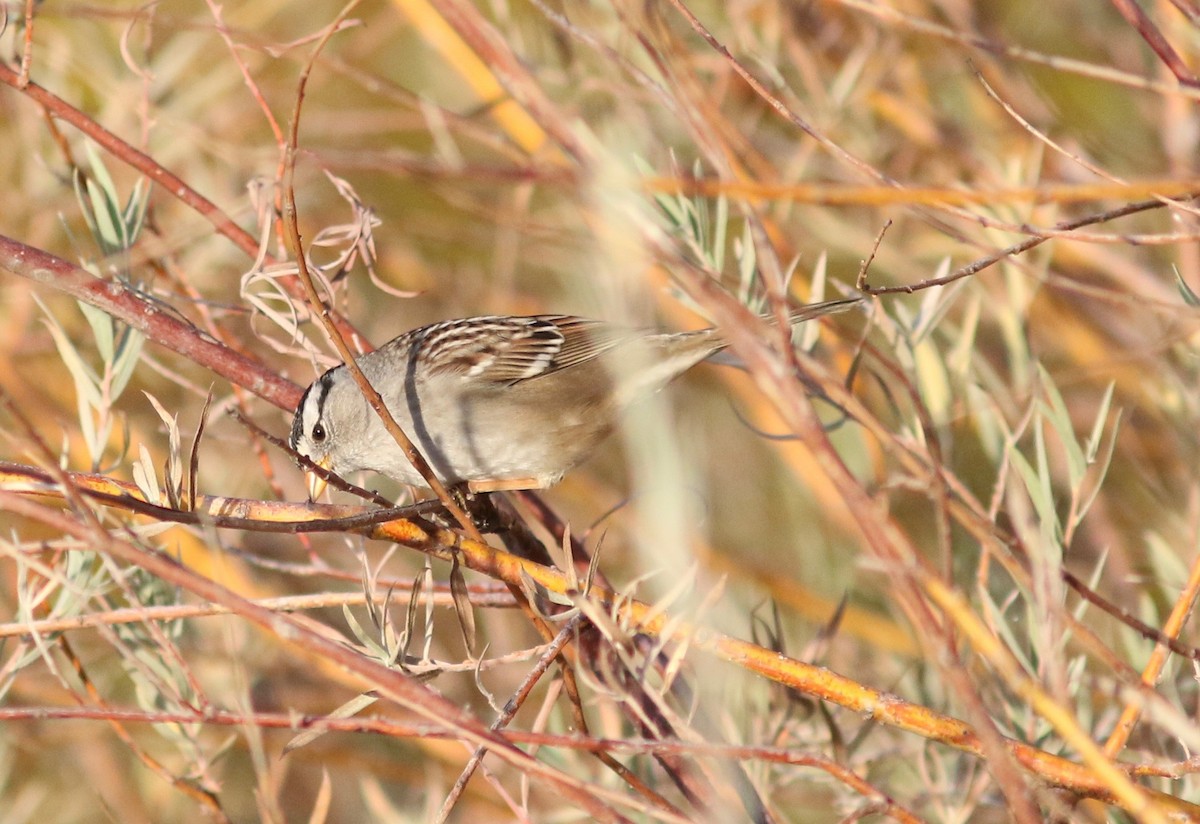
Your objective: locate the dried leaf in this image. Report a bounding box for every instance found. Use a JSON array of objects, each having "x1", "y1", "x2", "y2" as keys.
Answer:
[
  {"x1": 400, "y1": 572, "x2": 424, "y2": 665},
  {"x1": 473, "y1": 644, "x2": 502, "y2": 713},
  {"x1": 144, "y1": 392, "x2": 182, "y2": 509},
  {"x1": 187, "y1": 391, "x2": 212, "y2": 511},
  {"x1": 284, "y1": 693, "x2": 379, "y2": 755},
  {"x1": 449, "y1": 553, "x2": 477, "y2": 655},
  {"x1": 307, "y1": 770, "x2": 333, "y2": 824},
  {"x1": 132, "y1": 443, "x2": 160, "y2": 504}
]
